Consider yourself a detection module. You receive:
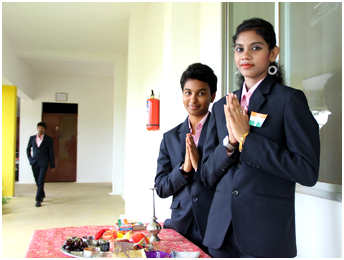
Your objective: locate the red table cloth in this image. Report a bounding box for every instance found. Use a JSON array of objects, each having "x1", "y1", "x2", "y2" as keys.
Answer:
[{"x1": 25, "y1": 225, "x2": 211, "y2": 258}]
